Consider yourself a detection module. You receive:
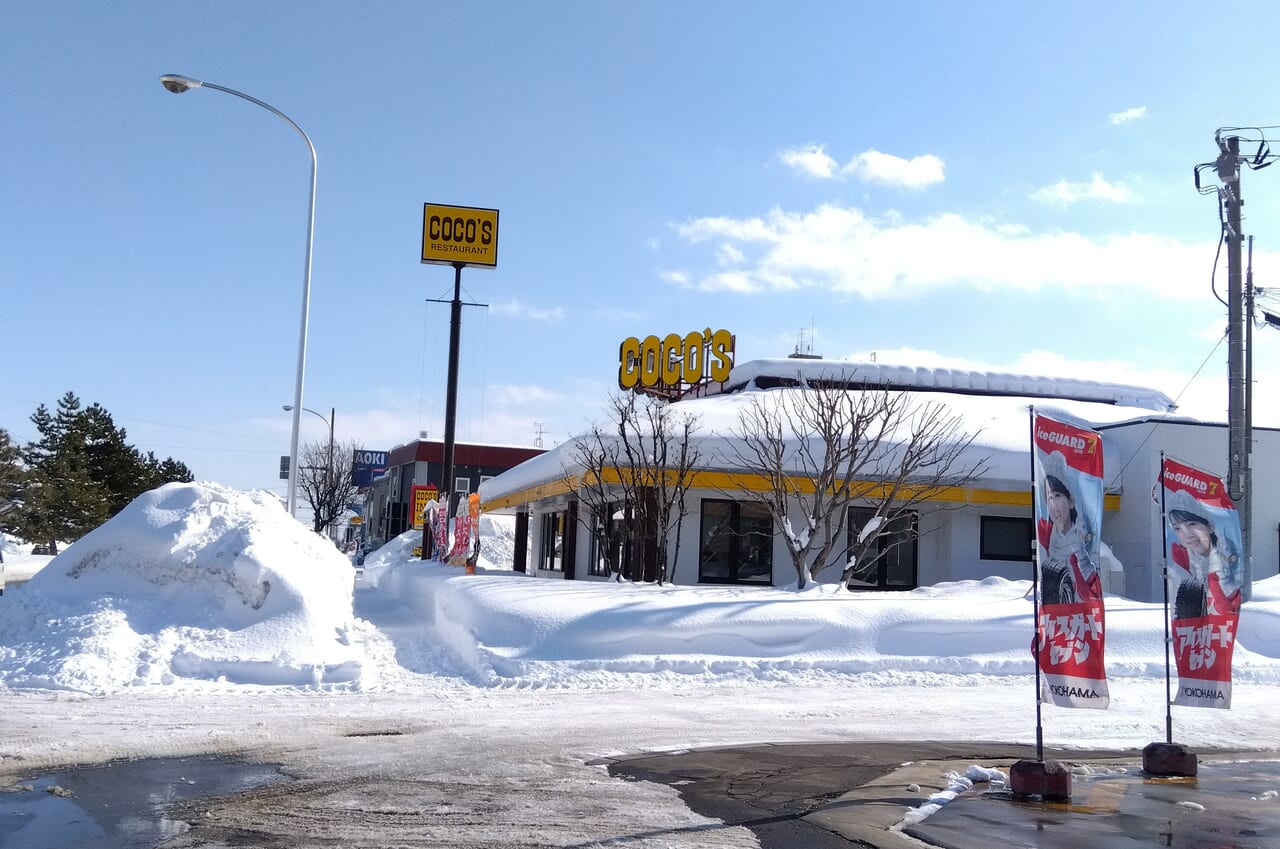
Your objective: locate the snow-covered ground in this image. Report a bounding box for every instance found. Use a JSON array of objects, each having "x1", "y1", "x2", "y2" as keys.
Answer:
[{"x1": 3, "y1": 481, "x2": 1279, "y2": 846}]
